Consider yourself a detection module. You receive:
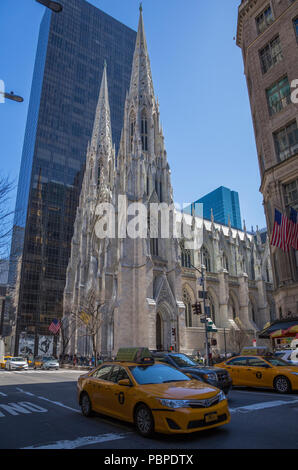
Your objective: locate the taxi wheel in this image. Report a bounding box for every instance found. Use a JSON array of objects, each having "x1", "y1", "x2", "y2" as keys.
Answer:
[
  {"x1": 274, "y1": 375, "x2": 291, "y2": 394},
  {"x1": 80, "y1": 392, "x2": 93, "y2": 417},
  {"x1": 134, "y1": 404, "x2": 154, "y2": 437}
]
